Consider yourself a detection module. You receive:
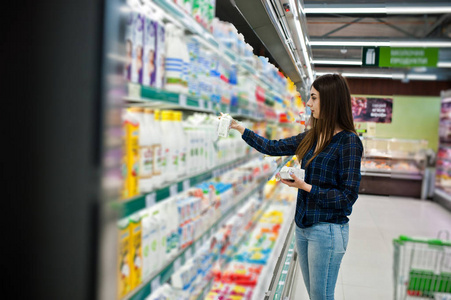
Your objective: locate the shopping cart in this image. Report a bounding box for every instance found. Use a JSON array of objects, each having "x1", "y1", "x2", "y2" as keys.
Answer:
[{"x1": 393, "y1": 232, "x2": 451, "y2": 300}]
